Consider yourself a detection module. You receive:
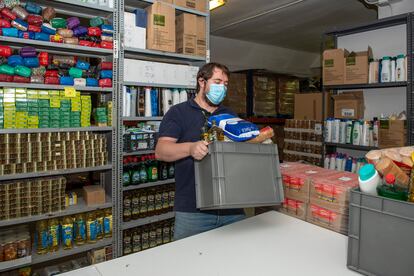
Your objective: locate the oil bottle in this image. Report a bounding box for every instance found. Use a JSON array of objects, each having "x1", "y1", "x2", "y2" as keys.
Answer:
[
  {"x1": 162, "y1": 186, "x2": 170, "y2": 213},
  {"x1": 74, "y1": 213, "x2": 86, "y2": 246},
  {"x1": 62, "y1": 216, "x2": 74, "y2": 250},
  {"x1": 155, "y1": 187, "x2": 163, "y2": 215},
  {"x1": 131, "y1": 191, "x2": 140, "y2": 220},
  {"x1": 95, "y1": 210, "x2": 104, "y2": 240},
  {"x1": 86, "y1": 212, "x2": 97, "y2": 244},
  {"x1": 132, "y1": 228, "x2": 142, "y2": 253},
  {"x1": 48, "y1": 218, "x2": 60, "y2": 252},
  {"x1": 123, "y1": 230, "x2": 132, "y2": 255},
  {"x1": 36, "y1": 220, "x2": 49, "y2": 254},
  {"x1": 139, "y1": 190, "x2": 148, "y2": 218},
  {"x1": 147, "y1": 188, "x2": 155, "y2": 216},
  {"x1": 103, "y1": 208, "x2": 113, "y2": 238},
  {"x1": 123, "y1": 193, "x2": 132, "y2": 222}
]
